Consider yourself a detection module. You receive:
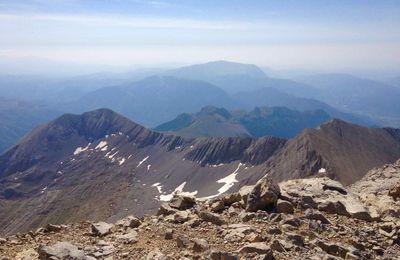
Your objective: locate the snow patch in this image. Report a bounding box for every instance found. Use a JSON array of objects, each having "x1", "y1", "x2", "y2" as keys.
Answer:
[
  {"x1": 73, "y1": 143, "x2": 91, "y2": 155},
  {"x1": 210, "y1": 163, "x2": 224, "y2": 168},
  {"x1": 198, "y1": 162, "x2": 243, "y2": 201},
  {"x1": 159, "y1": 181, "x2": 198, "y2": 202},
  {"x1": 152, "y1": 183, "x2": 163, "y2": 194},
  {"x1": 137, "y1": 156, "x2": 149, "y2": 167},
  {"x1": 147, "y1": 164, "x2": 151, "y2": 171},
  {"x1": 95, "y1": 141, "x2": 108, "y2": 151},
  {"x1": 318, "y1": 168, "x2": 326, "y2": 174},
  {"x1": 118, "y1": 157, "x2": 126, "y2": 165}
]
